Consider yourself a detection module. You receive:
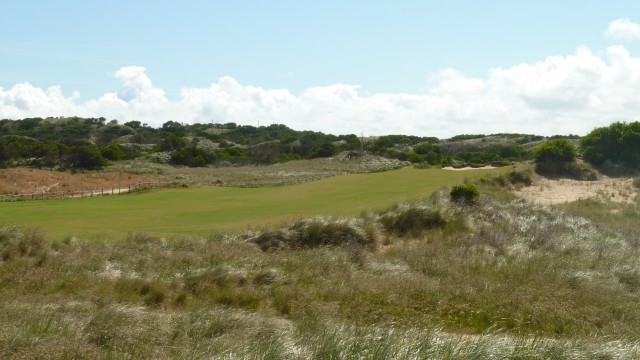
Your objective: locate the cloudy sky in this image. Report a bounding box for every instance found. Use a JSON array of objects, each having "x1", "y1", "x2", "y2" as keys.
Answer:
[{"x1": 2, "y1": 1, "x2": 640, "y2": 138}]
